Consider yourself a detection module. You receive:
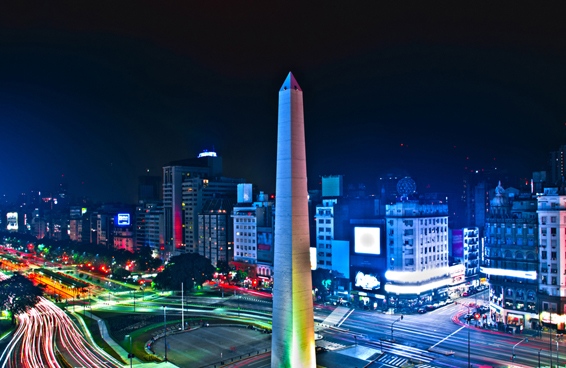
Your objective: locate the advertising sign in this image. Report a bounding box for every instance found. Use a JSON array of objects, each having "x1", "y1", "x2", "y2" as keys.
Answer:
[
  {"x1": 6, "y1": 212, "x2": 17, "y2": 231},
  {"x1": 351, "y1": 267, "x2": 382, "y2": 291},
  {"x1": 354, "y1": 227, "x2": 381, "y2": 255},
  {"x1": 452, "y1": 229, "x2": 463, "y2": 258},
  {"x1": 115, "y1": 213, "x2": 131, "y2": 226}
]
